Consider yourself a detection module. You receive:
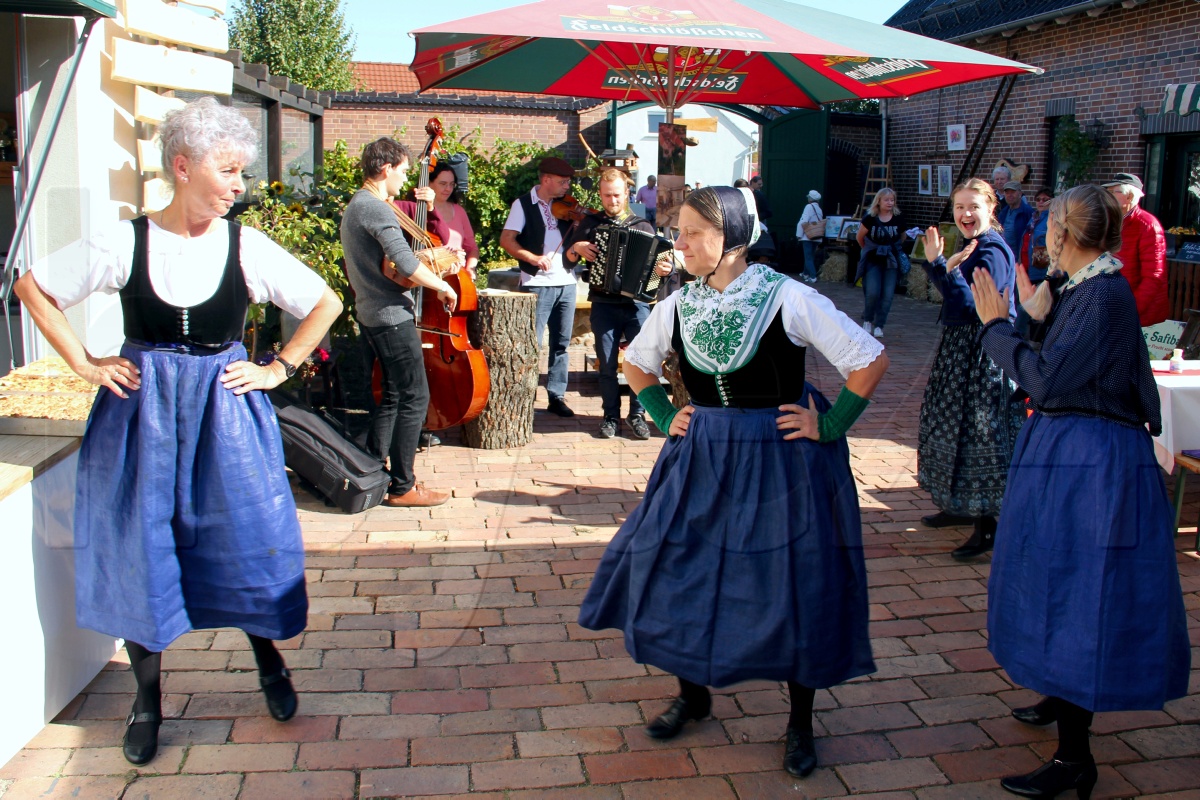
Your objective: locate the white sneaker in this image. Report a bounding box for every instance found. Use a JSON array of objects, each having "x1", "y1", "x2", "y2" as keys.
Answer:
[
  {"x1": 873, "y1": 327, "x2": 884, "y2": 337},
  {"x1": 862, "y1": 321, "x2": 872, "y2": 333}
]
